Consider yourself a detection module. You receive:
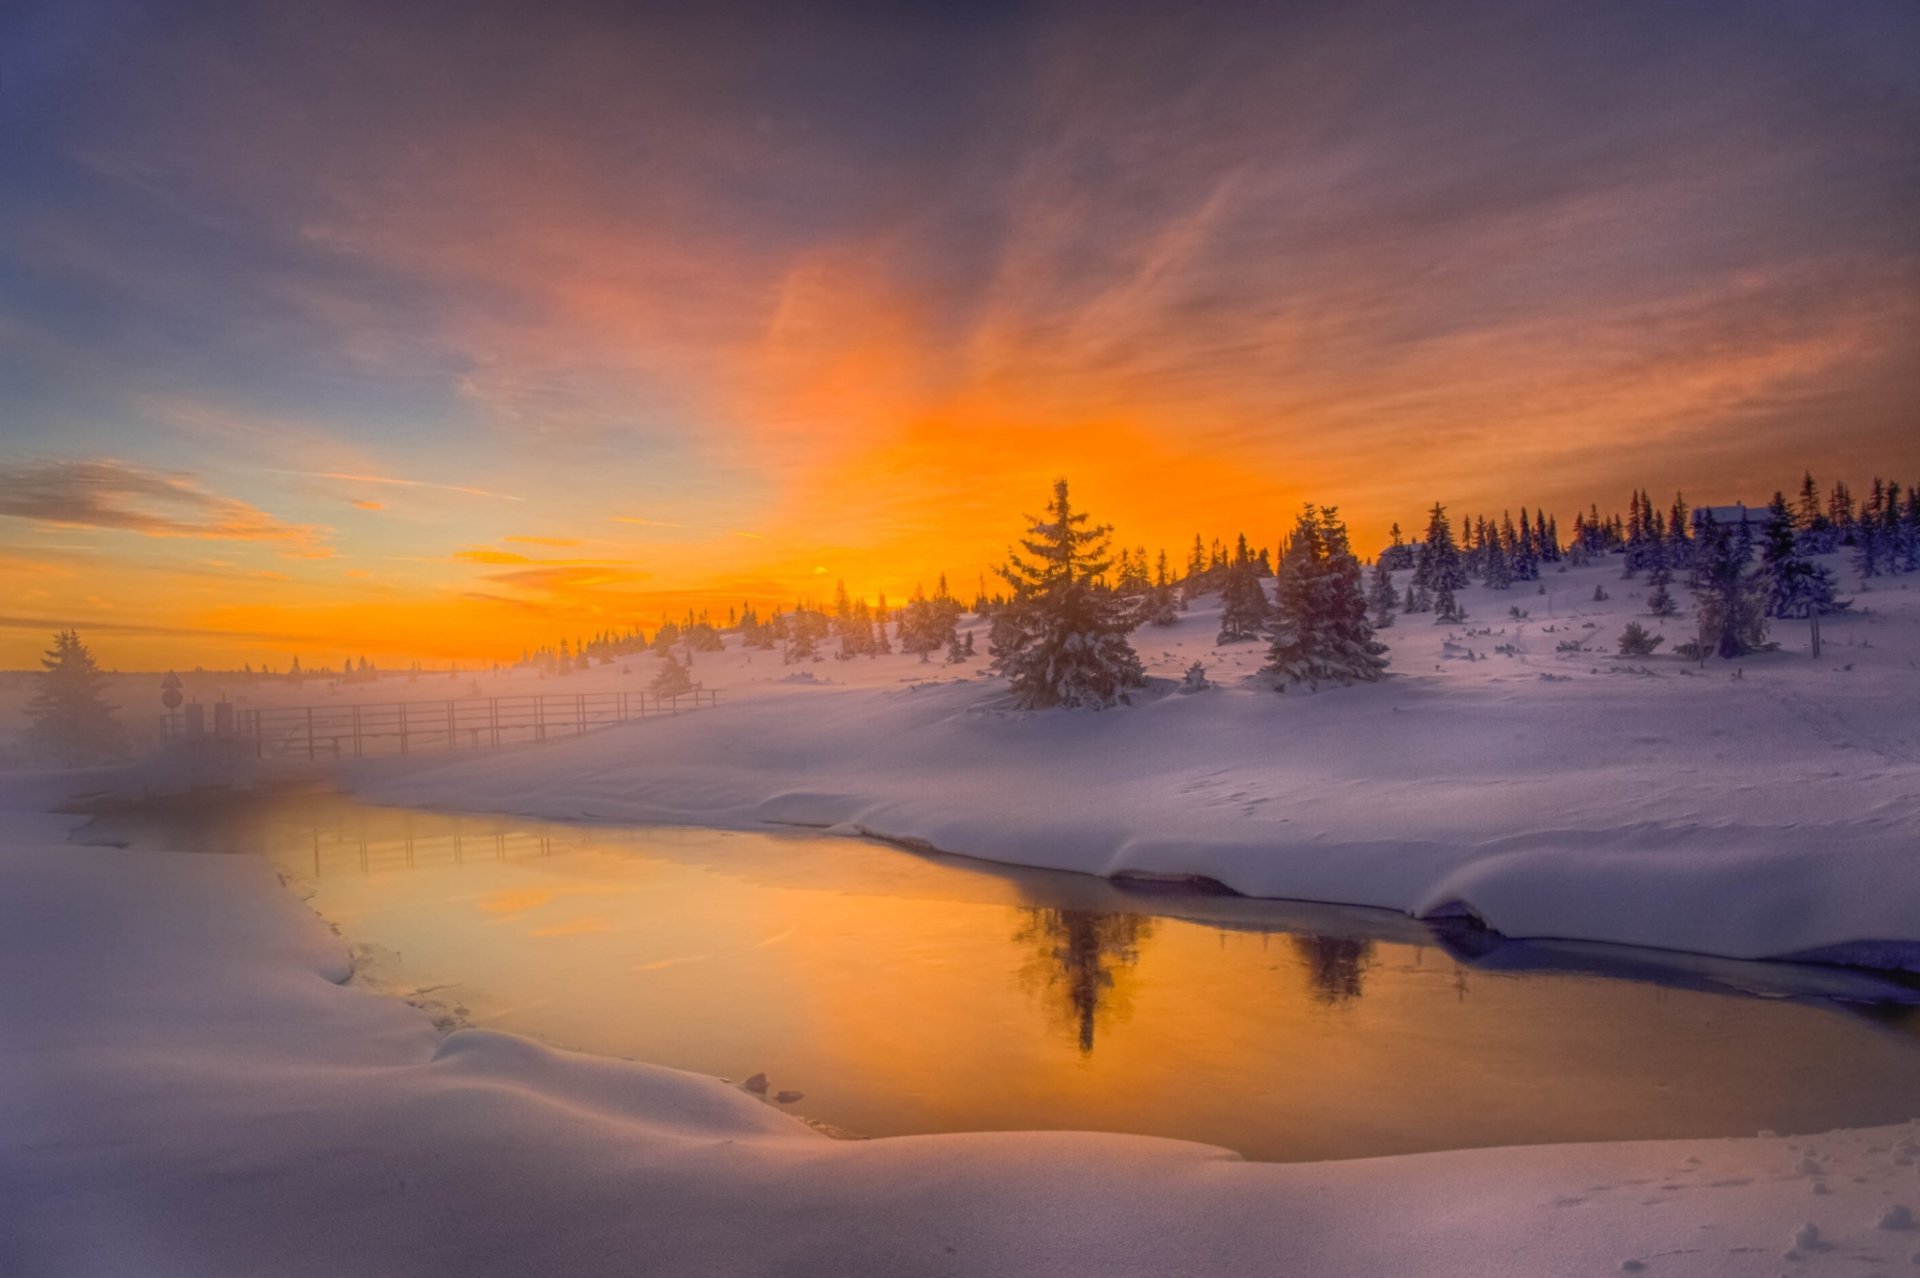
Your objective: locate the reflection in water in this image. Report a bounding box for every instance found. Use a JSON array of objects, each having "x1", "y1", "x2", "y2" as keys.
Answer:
[
  {"x1": 75, "y1": 792, "x2": 1920, "y2": 1163},
  {"x1": 1015, "y1": 909, "x2": 1154, "y2": 1054},
  {"x1": 1293, "y1": 934, "x2": 1374, "y2": 1006}
]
